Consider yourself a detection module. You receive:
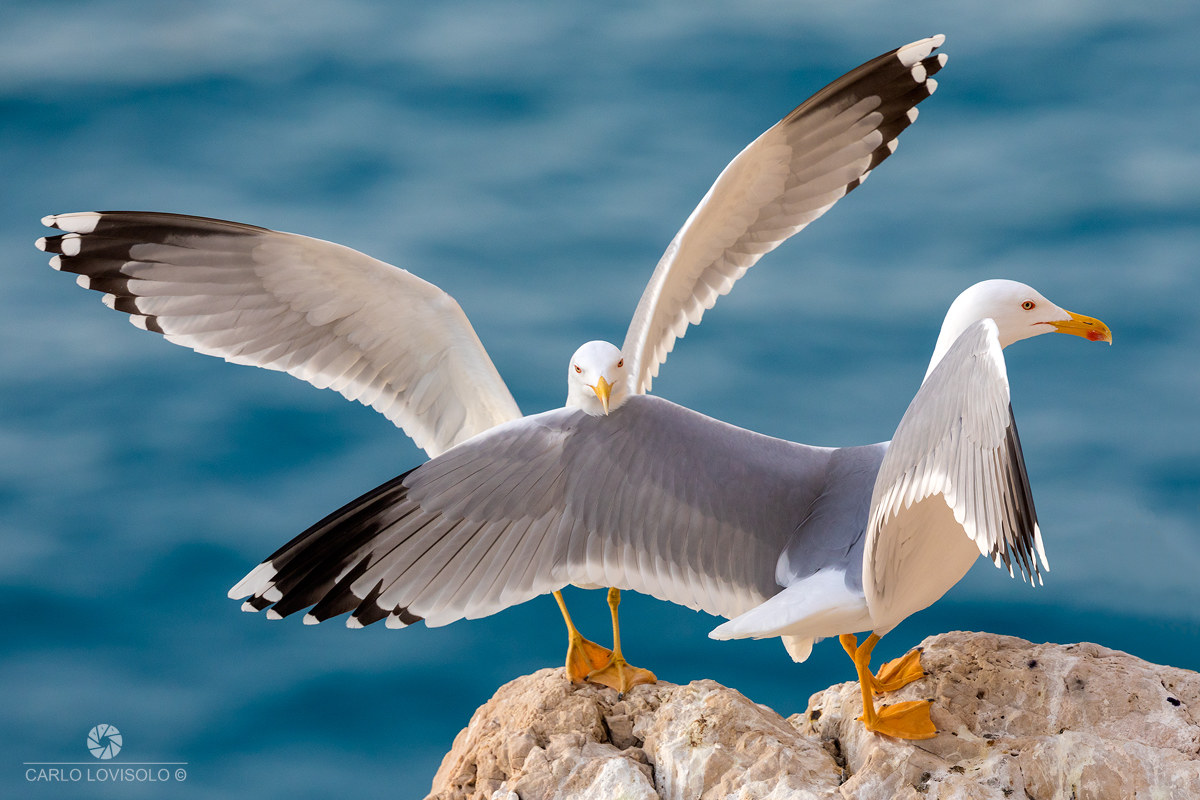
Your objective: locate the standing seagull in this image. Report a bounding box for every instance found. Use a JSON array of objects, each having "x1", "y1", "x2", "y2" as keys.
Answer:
[{"x1": 38, "y1": 35, "x2": 950, "y2": 699}]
